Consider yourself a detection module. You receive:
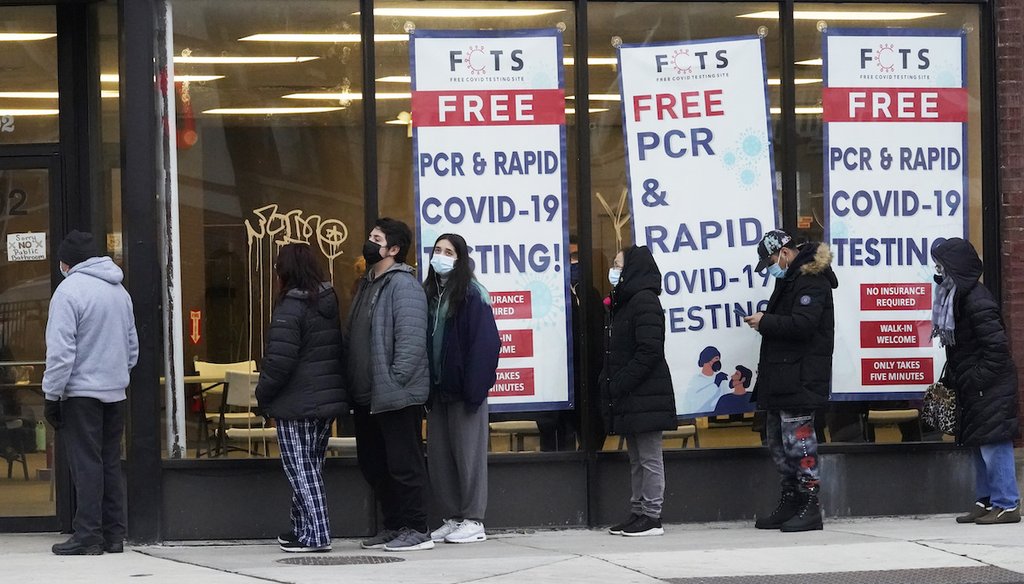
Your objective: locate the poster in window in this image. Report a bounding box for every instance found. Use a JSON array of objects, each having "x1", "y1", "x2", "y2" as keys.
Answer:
[
  {"x1": 823, "y1": 28, "x2": 967, "y2": 399},
  {"x1": 617, "y1": 36, "x2": 778, "y2": 417},
  {"x1": 410, "y1": 29, "x2": 573, "y2": 412}
]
